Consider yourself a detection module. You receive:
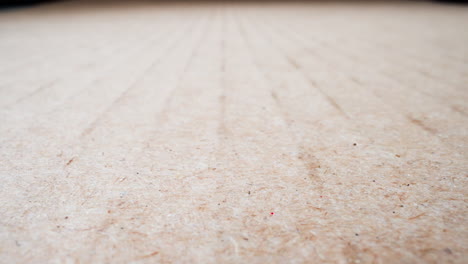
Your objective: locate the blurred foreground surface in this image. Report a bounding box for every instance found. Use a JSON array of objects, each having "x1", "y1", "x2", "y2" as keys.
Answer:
[{"x1": 0, "y1": 0, "x2": 467, "y2": 263}]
